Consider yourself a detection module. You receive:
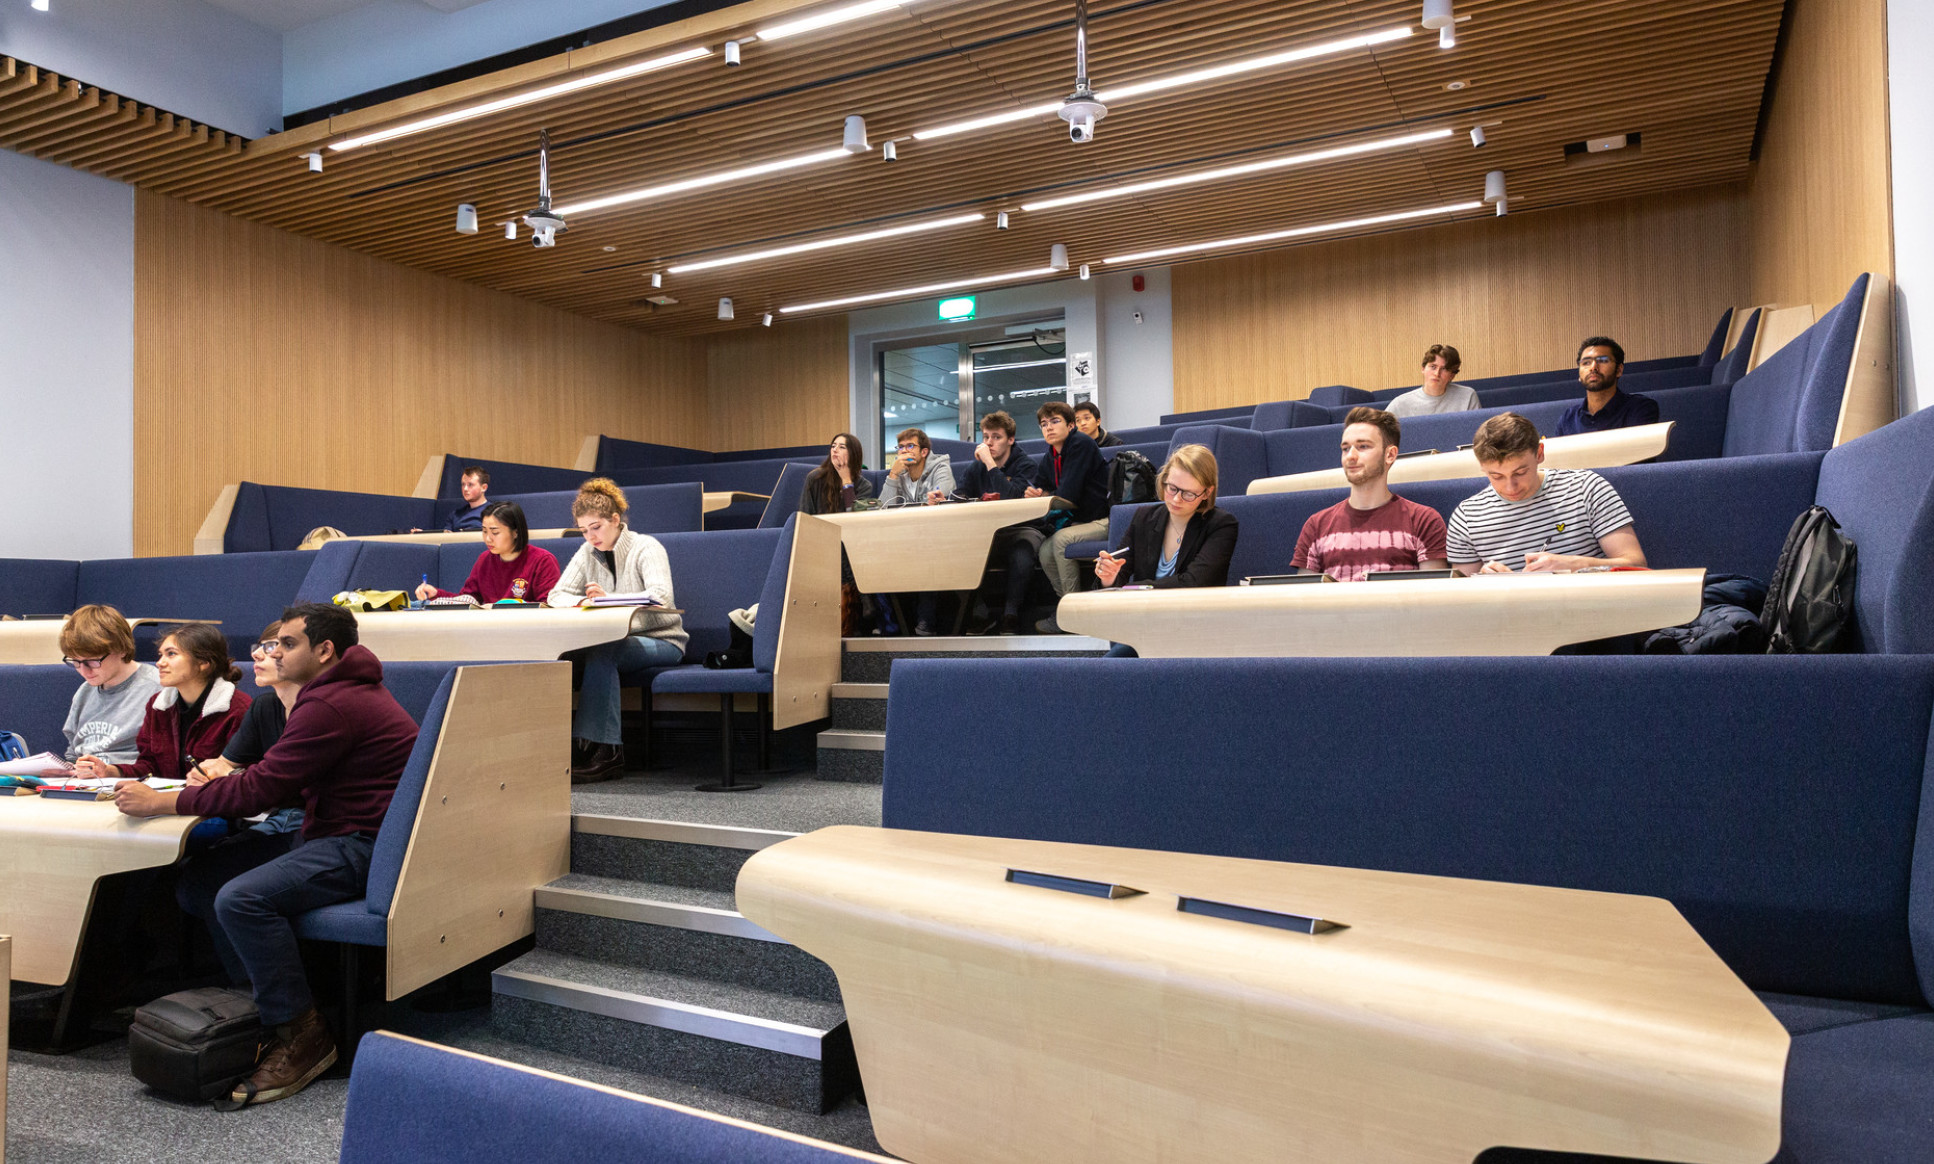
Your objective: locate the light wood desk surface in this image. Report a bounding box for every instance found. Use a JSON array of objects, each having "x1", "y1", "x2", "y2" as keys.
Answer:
[
  {"x1": 350, "y1": 605, "x2": 672, "y2": 662},
  {"x1": 1247, "y1": 422, "x2": 1674, "y2": 495},
  {"x1": 739, "y1": 826, "x2": 1787, "y2": 1164},
  {"x1": 0, "y1": 797, "x2": 200, "y2": 985},
  {"x1": 1057, "y1": 567, "x2": 1705, "y2": 657},
  {"x1": 704, "y1": 491, "x2": 769, "y2": 514},
  {"x1": 325, "y1": 529, "x2": 574, "y2": 547},
  {"x1": 0, "y1": 617, "x2": 221, "y2": 666},
  {"x1": 817, "y1": 497, "x2": 1052, "y2": 592}
]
